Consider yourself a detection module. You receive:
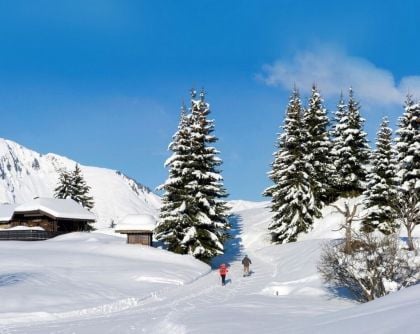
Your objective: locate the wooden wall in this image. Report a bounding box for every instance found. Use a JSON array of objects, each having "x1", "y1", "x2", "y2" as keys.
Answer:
[{"x1": 127, "y1": 233, "x2": 152, "y2": 246}]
